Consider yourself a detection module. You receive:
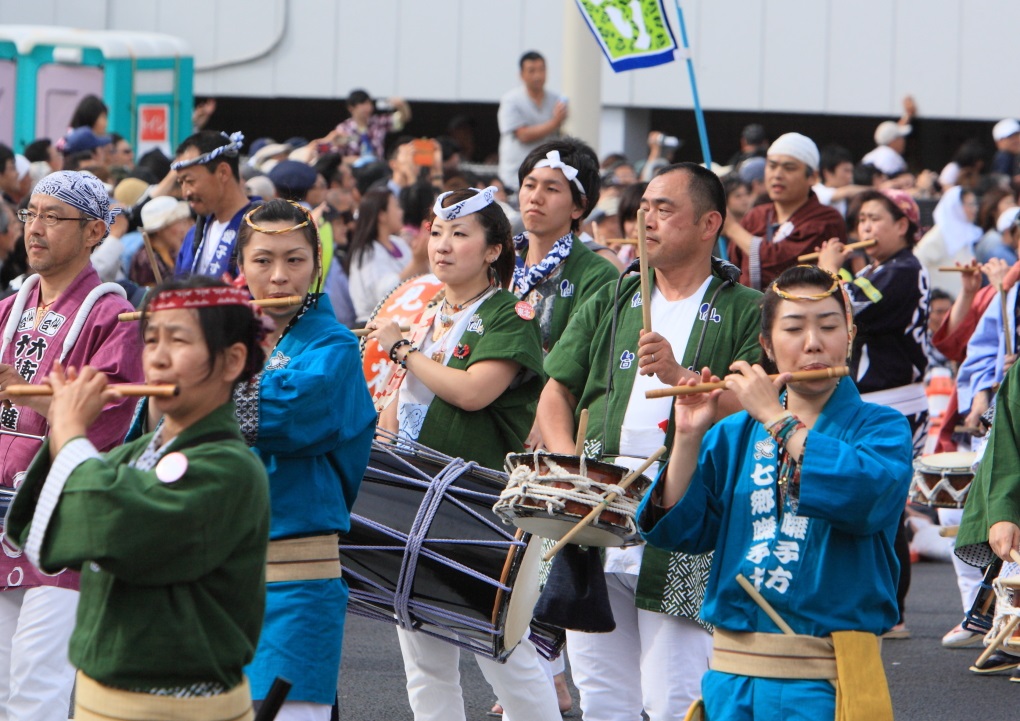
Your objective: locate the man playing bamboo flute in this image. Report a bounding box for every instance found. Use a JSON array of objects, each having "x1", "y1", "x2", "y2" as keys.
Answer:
[
  {"x1": 537, "y1": 163, "x2": 761, "y2": 720},
  {"x1": 0, "y1": 170, "x2": 143, "y2": 720}
]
